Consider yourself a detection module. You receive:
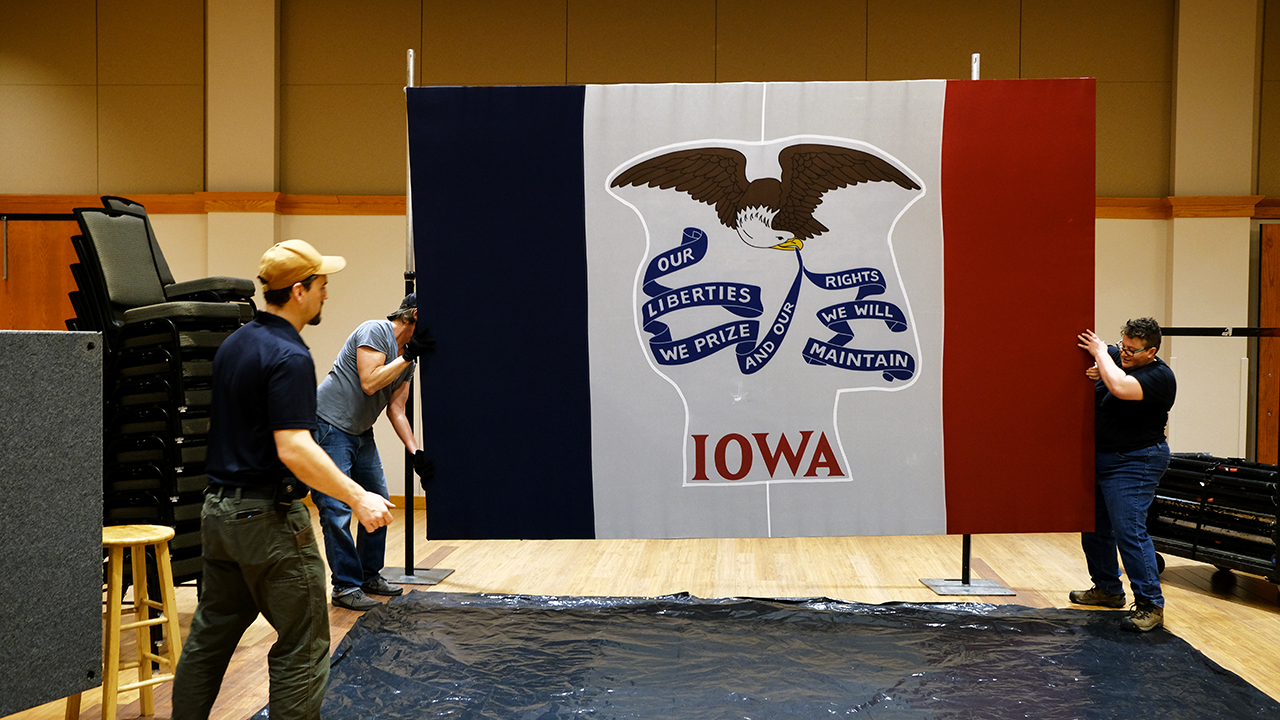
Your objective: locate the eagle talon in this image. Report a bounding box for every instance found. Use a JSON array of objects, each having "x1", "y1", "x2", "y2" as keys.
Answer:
[{"x1": 769, "y1": 238, "x2": 804, "y2": 252}]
